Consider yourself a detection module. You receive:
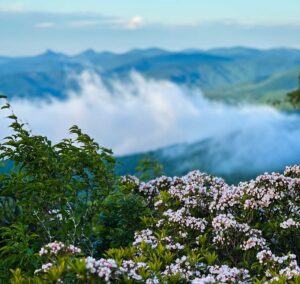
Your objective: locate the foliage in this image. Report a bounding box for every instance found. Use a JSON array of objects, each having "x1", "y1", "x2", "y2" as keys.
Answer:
[
  {"x1": 287, "y1": 89, "x2": 300, "y2": 107},
  {"x1": 10, "y1": 164, "x2": 300, "y2": 283},
  {"x1": 135, "y1": 155, "x2": 164, "y2": 182},
  {"x1": 0, "y1": 97, "x2": 150, "y2": 281}
]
